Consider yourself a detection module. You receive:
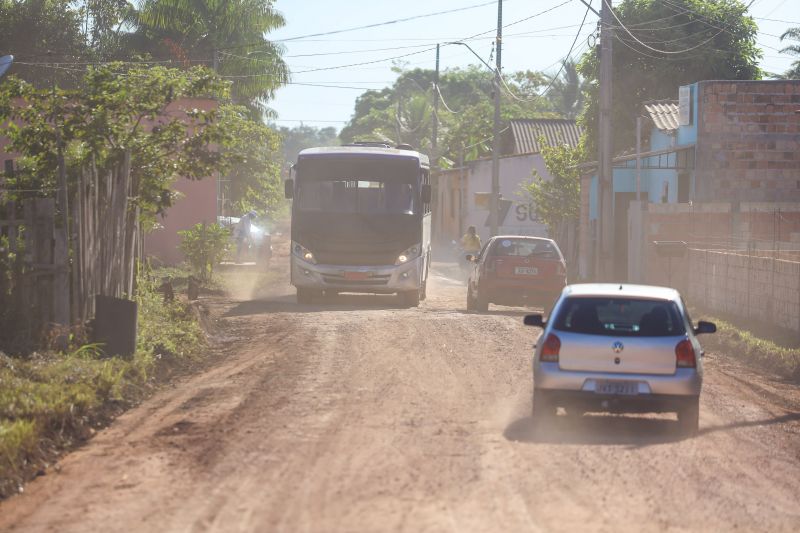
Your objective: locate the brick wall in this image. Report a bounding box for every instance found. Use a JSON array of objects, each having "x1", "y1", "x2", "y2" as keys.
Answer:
[{"x1": 695, "y1": 80, "x2": 800, "y2": 203}]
